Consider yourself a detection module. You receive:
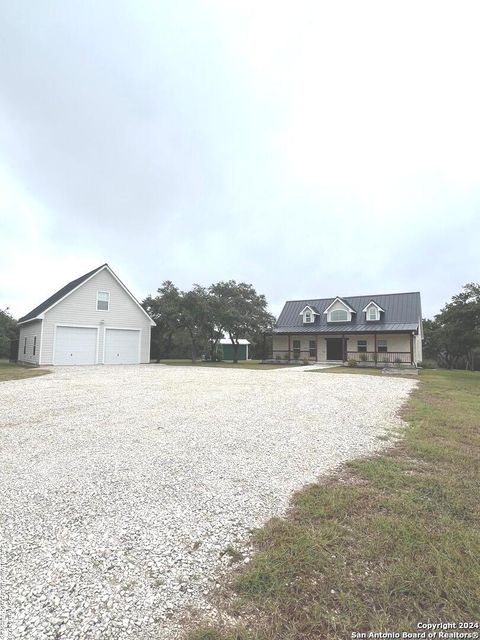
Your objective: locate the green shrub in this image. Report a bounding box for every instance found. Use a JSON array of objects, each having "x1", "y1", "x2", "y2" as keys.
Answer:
[{"x1": 348, "y1": 359, "x2": 358, "y2": 367}]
